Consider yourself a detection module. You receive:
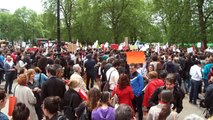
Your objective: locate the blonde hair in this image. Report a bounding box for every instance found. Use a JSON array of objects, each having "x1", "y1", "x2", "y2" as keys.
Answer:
[
  {"x1": 68, "y1": 79, "x2": 80, "y2": 89},
  {"x1": 27, "y1": 69, "x2": 35, "y2": 81}
]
